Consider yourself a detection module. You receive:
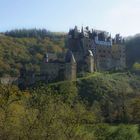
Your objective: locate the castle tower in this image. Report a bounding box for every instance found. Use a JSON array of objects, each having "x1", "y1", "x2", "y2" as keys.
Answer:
[
  {"x1": 65, "y1": 50, "x2": 77, "y2": 80},
  {"x1": 74, "y1": 26, "x2": 79, "y2": 38},
  {"x1": 86, "y1": 50, "x2": 94, "y2": 73}
]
